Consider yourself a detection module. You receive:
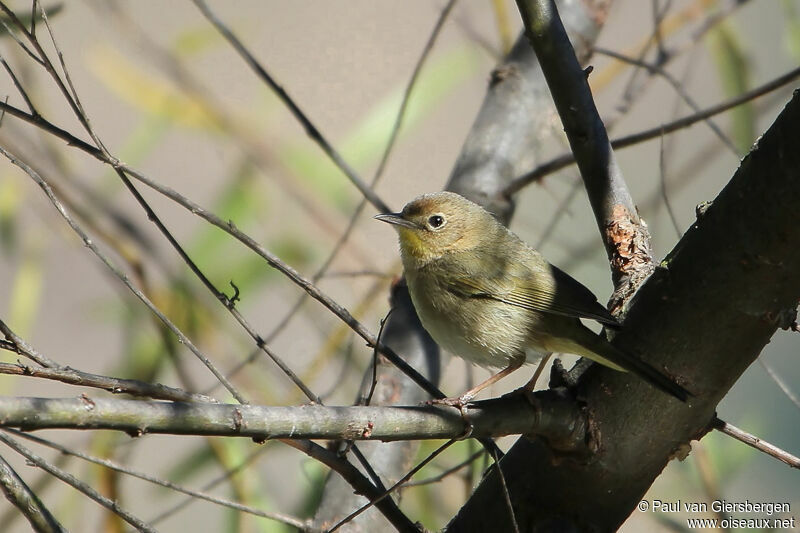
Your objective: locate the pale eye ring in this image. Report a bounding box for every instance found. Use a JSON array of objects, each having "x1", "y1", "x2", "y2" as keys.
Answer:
[{"x1": 427, "y1": 214, "x2": 446, "y2": 230}]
